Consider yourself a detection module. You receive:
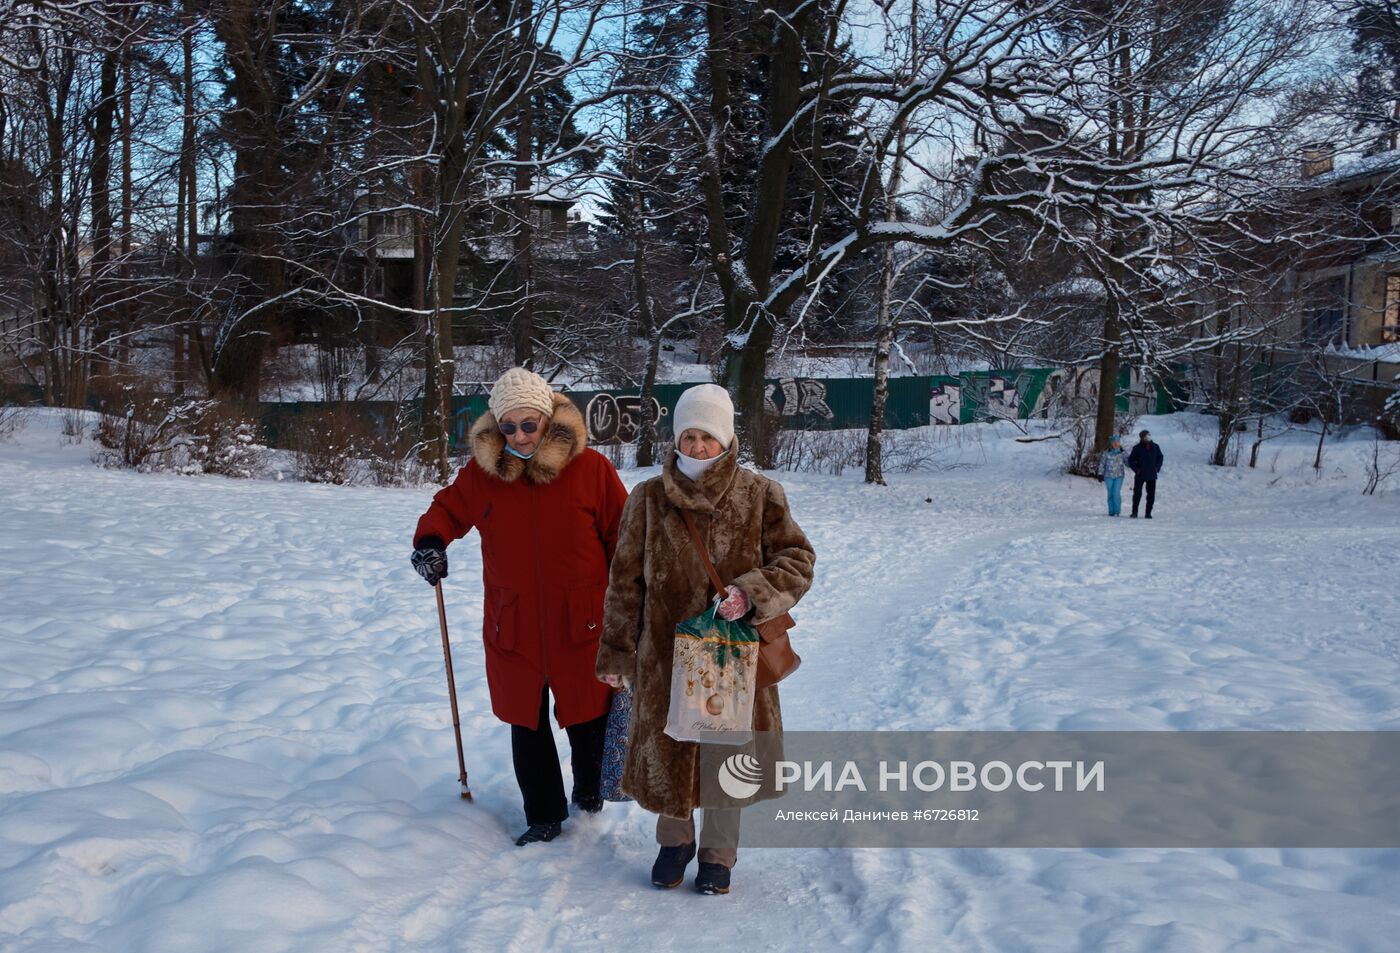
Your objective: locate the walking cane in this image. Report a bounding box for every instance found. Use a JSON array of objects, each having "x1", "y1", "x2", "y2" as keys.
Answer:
[{"x1": 434, "y1": 580, "x2": 473, "y2": 800}]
